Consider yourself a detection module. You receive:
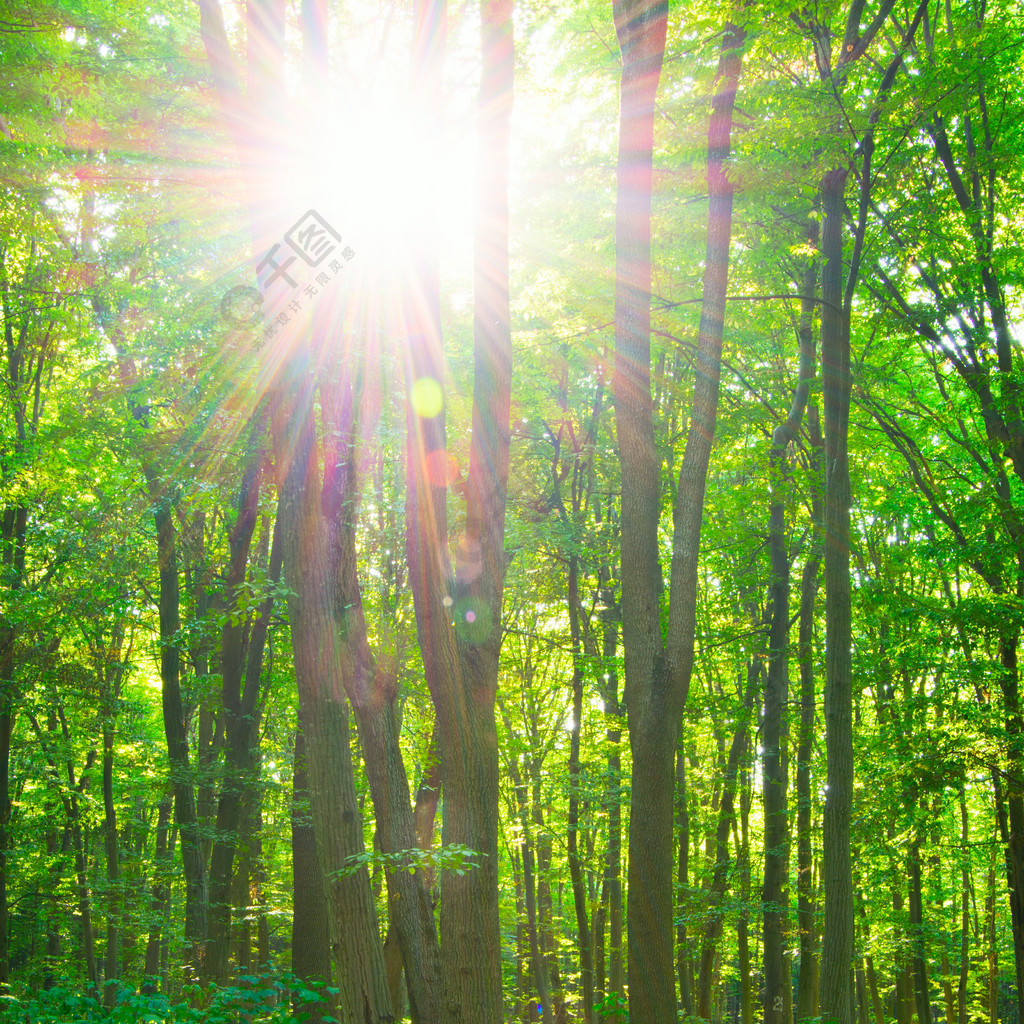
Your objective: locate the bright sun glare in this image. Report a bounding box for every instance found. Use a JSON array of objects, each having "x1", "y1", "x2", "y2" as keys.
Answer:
[{"x1": 285, "y1": 88, "x2": 477, "y2": 269}]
